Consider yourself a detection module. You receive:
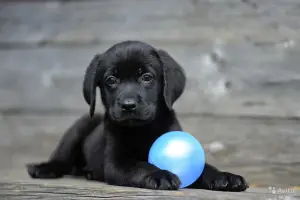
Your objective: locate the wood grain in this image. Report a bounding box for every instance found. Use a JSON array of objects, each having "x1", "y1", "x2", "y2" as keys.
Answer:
[
  {"x1": 1, "y1": 42, "x2": 300, "y2": 117},
  {"x1": 0, "y1": 115, "x2": 299, "y2": 187},
  {"x1": 1, "y1": 1, "x2": 300, "y2": 117},
  {"x1": 1, "y1": 0, "x2": 300, "y2": 44},
  {"x1": 1, "y1": 181, "x2": 299, "y2": 200}
]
